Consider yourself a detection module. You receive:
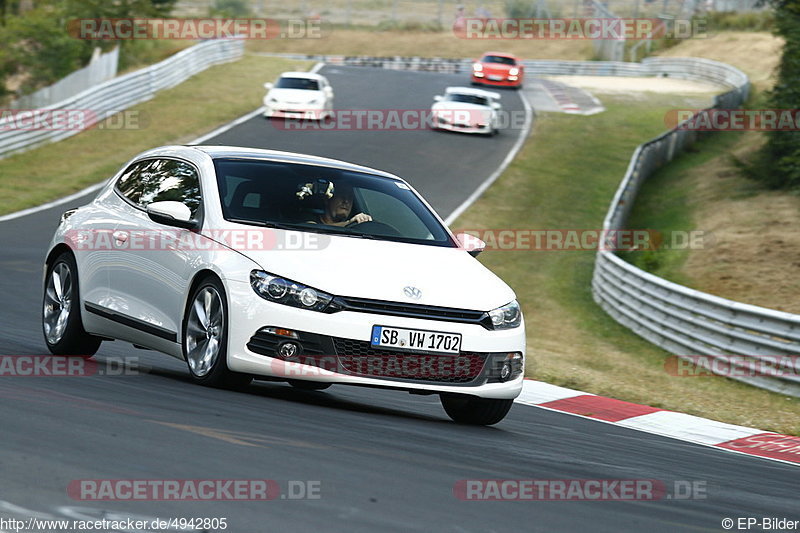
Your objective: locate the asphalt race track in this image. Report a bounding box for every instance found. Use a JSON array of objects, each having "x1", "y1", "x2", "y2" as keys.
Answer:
[{"x1": 0, "y1": 66, "x2": 796, "y2": 532}]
